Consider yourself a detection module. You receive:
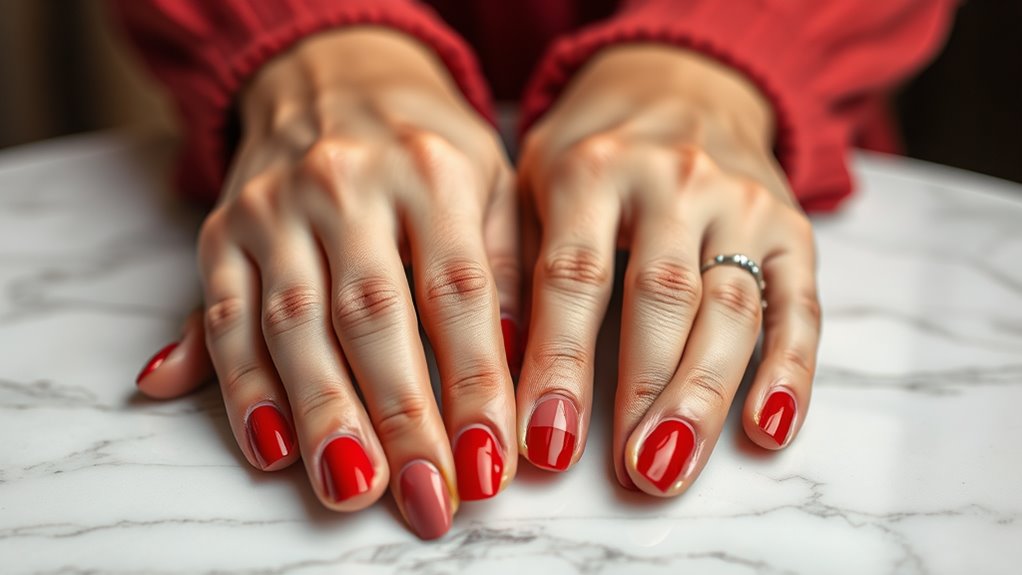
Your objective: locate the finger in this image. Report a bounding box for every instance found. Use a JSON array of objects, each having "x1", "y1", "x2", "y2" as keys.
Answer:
[
  {"x1": 613, "y1": 212, "x2": 703, "y2": 489},
  {"x1": 485, "y1": 170, "x2": 523, "y2": 378},
  {"x1": 316, "y1": 203, "x2": 456, "y2": 540},
  {"x1": 197, "y1": 221, "x2": 298, "y2": 472},
  {"x1": 407, "y1": 201, "x2": 516, "y2": 501},
  {"x1": 517, "y1": 185, "x2": 620, "y2": 472},
  {"x1": 135, "y1": 309, "x2": 214, "y2": 399},
  {"x1": 743, "y1": 222, "x2": 820, "y2": 449},
  {"x1": 624, "y1": 238, "x2": 765, "y2": 496},
  {"x1": 255, "y1": 225, "x2": 388, "y2": 511}
]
